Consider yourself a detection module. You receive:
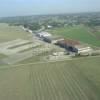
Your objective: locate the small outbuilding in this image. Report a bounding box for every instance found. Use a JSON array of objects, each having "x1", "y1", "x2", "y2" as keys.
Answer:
[
  {"x1": 74, "y1": 45, "x2": 93, "y2": 55},
  {"x1": 36, "y1": 32, "x2": 52, "y2": 38}
]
